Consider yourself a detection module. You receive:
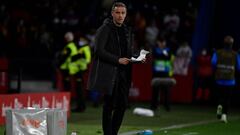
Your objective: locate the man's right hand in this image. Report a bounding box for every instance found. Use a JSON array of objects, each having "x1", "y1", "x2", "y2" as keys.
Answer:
[{"x1": 118, "y1": 58, "x2": 130, "y2": 65}]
